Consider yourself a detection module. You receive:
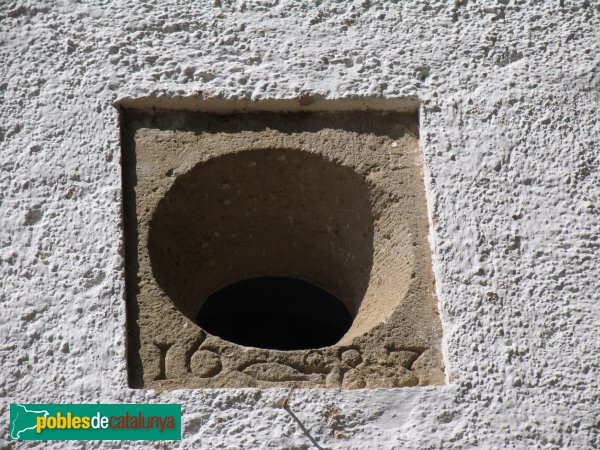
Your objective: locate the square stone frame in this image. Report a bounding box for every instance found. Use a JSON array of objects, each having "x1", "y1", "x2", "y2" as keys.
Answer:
[{"x1": 120, "y1": 98, "x2": 445, "y2": 390}]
